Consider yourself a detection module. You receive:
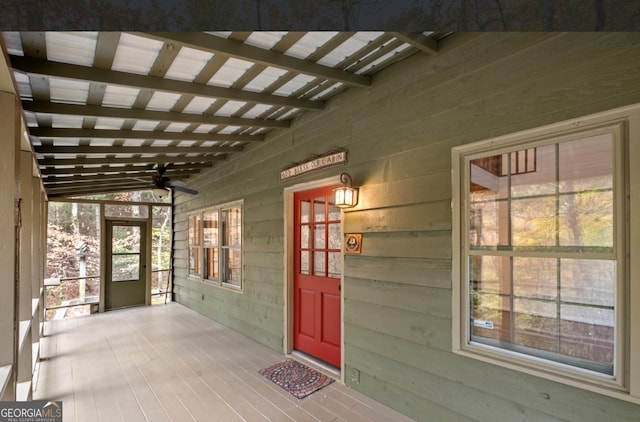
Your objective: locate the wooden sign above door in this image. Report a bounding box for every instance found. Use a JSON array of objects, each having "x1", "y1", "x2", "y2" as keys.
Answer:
[{"x1": 280, "y1": 148, "x2": 347, "y2": 181}]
